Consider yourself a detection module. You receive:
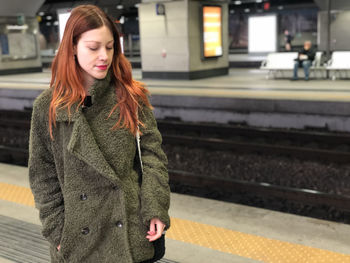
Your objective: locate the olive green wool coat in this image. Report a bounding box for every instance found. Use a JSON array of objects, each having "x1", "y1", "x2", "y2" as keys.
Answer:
[{"x1": 28, "y1": 75, "x2": 170, "y2": 263}]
